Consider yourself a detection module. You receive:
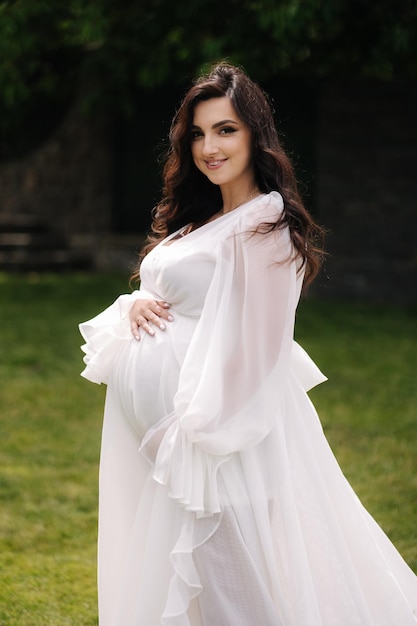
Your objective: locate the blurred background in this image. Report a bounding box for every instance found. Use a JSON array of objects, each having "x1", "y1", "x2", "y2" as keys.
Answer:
[{"x1": 0, "y1": 0, "x2": 416, "y2": 303}]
